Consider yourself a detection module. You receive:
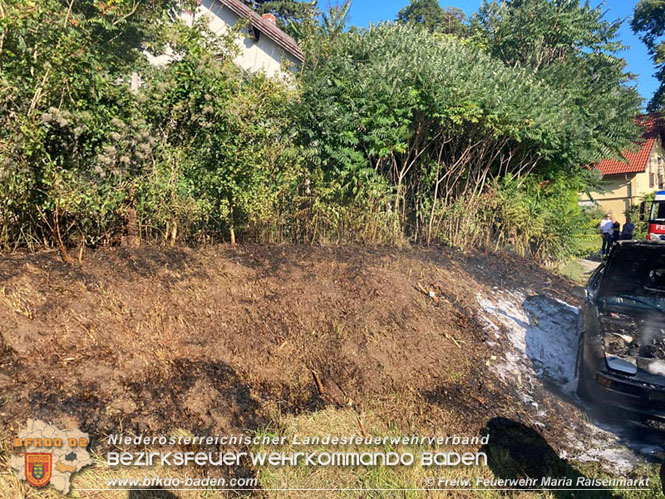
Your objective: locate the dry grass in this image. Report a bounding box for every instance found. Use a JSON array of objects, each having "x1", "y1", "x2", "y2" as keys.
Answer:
[
  {"x1": 252, "y1": 408, "x2": 566, "y2": 499},
  {"x1": 0, "y1": 285, "x2": 36, "y2": 319}
]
